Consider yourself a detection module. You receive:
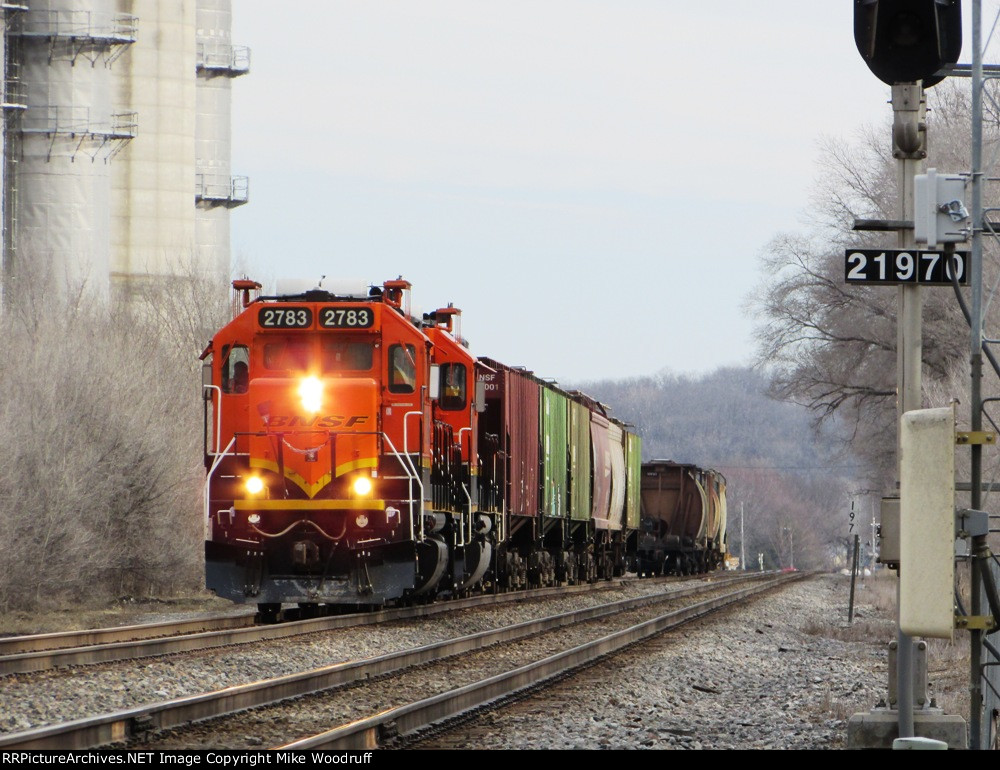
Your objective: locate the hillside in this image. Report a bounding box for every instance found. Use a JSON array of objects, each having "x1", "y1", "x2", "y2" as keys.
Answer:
[{"x1": 575, "y1": 366, "x2": 858, "y2": 570}]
